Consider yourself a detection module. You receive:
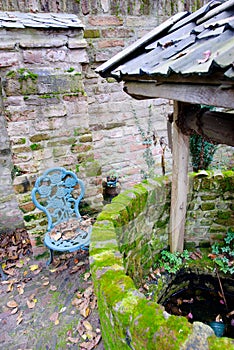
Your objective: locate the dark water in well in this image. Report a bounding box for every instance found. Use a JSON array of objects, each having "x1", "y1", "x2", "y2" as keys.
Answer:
[{"x1": 162, "y1": 277, "x2": 234, "y2": 338}]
